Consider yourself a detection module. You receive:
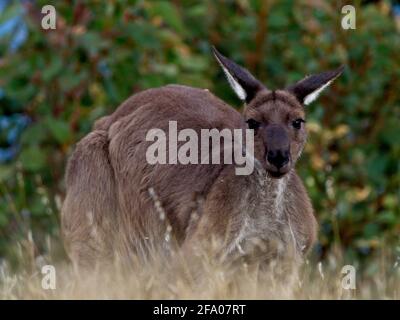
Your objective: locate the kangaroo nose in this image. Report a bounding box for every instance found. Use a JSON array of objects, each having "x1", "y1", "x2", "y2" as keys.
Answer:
[{"x1": 267, "y1": 149, "x2": 290, "y2": 169}]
